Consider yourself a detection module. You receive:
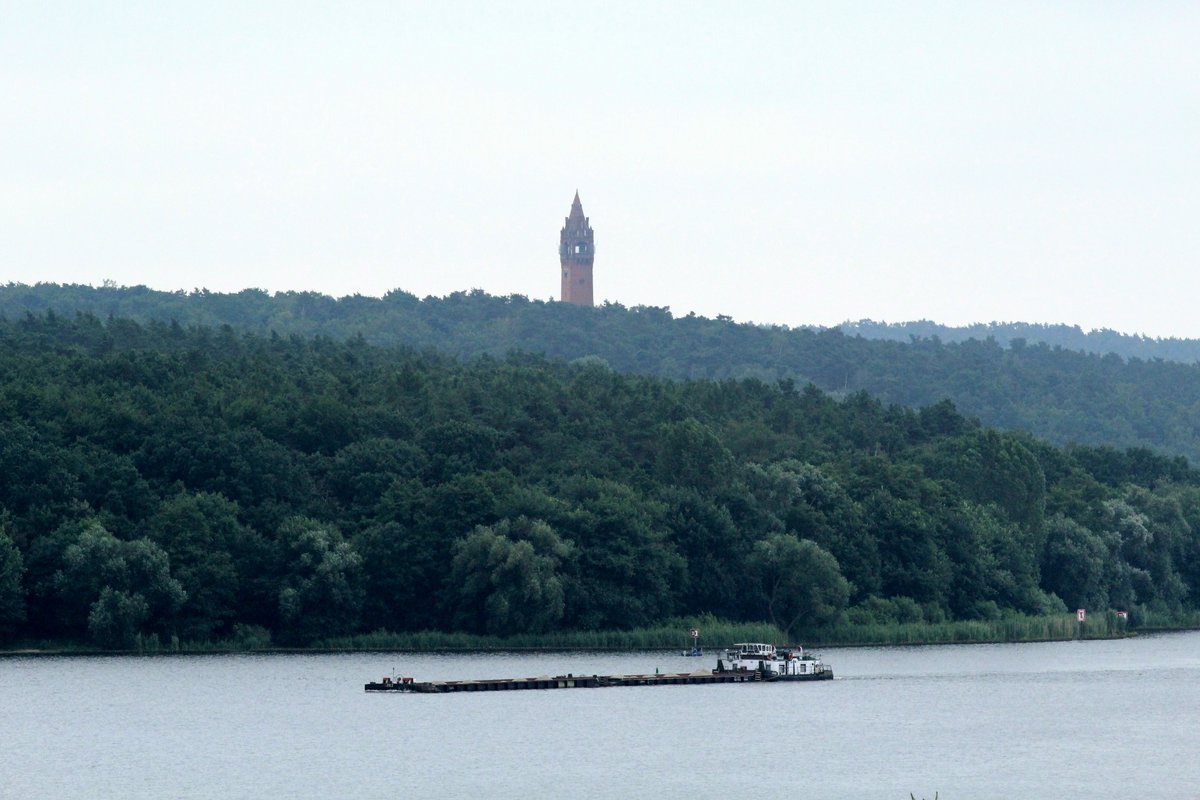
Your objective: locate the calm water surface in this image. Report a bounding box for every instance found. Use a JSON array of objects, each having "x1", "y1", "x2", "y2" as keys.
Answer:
[{"x1": 3, "y1": 632, "x2": 1199, "y2": 799}]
